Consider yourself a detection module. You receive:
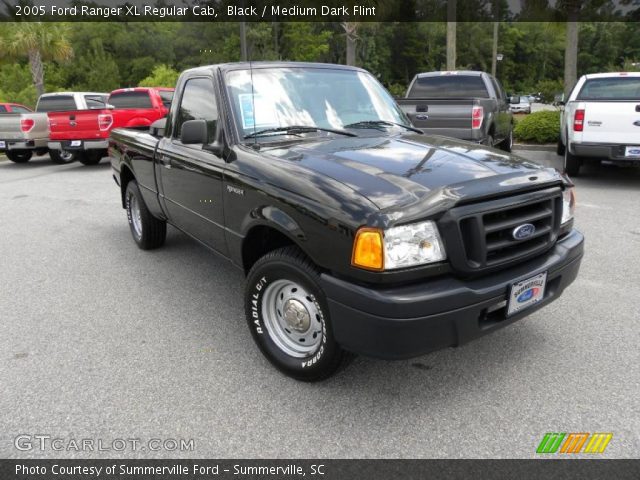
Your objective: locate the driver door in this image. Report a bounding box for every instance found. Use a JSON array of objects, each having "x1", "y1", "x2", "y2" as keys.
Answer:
[{"x1": 157, "y1": 76, "x2": 228, "y2": 256}]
